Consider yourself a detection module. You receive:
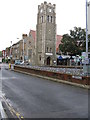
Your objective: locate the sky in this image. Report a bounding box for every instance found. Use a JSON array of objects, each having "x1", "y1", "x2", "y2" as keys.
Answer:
[{"x1": 0, "y1": 0, "x2": 86, "y2": 51}]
